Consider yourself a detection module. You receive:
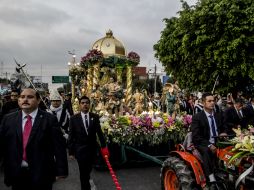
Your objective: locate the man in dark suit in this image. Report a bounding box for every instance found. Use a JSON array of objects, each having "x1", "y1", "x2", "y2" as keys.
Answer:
[
  {"x1": 64, "y1": 93, "x2": 74, "y2": 116},
  {"x1": 223, "y1": 98, "x2": 249, "y2": 135},
  {"x1": 0, "y1": 90, "x2": 19, "y2": 122},
  {"x1": 244, "y1": 96, "x2": 254, "y2": 126},
  {"x1": 191, "y1": 92, "x2": 226, "y2": 190},
  {"x1": 0, "y1": 88, "x2": 68, "y2": 190},
  {"x1": 68, "y1": 95, "x2": 109, "y2": 190}
]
